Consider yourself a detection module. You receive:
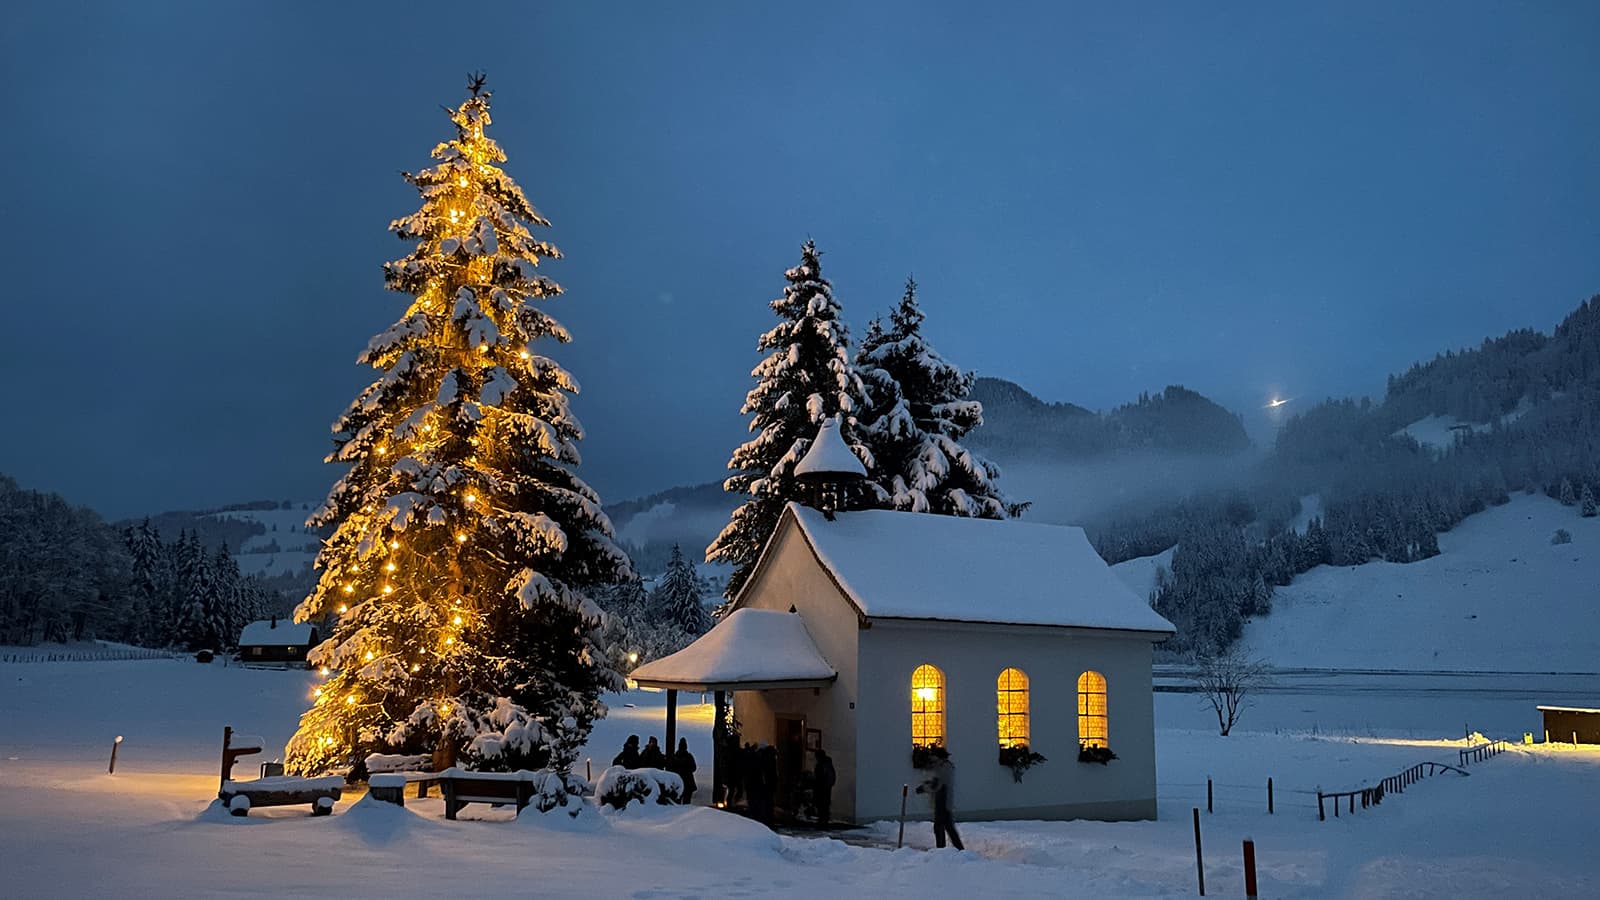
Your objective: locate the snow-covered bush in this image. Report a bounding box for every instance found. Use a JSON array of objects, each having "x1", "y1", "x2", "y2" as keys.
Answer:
[
  {"x1": 595, "y1": 765, "x2": 682, "y2": 809},
  {"x1": 1552, "y1": 528, "x2": 1573, "y2": 545}
]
